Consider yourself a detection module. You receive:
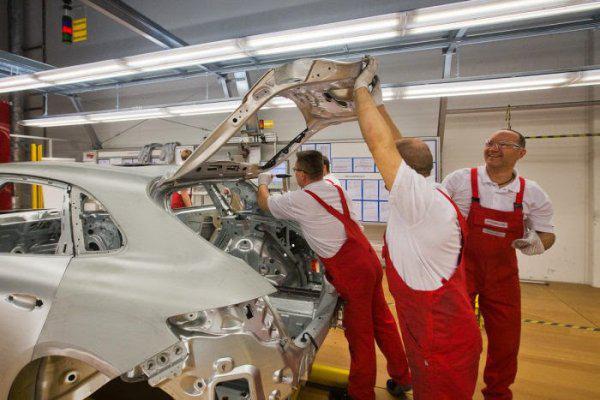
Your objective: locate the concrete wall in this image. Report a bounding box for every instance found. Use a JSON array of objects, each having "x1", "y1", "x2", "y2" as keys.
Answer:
[{"x1": 7, "y1": 1, "x2": 600, "y2": 285}]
